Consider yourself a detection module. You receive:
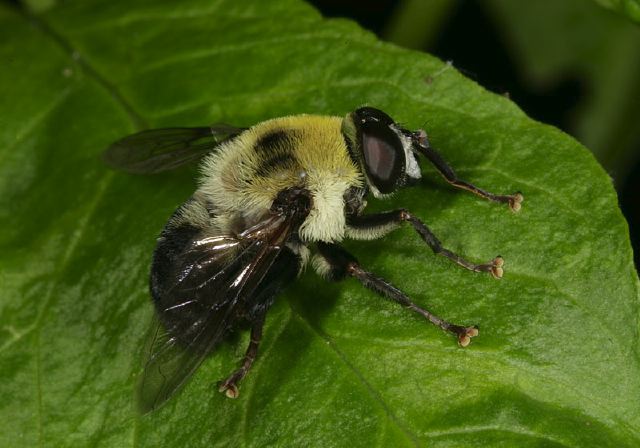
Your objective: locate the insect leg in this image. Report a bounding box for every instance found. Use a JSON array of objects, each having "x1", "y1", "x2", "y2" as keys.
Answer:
[
  {"x1": 347, "y1": 210, "x2": 504, "y2": 278},
  {"x1": 315, "y1": 242, "x2": 478, "y2": 346},
  {"x1": 411, "y1": 130, "x2": 523, "y2": 211},
  {"x1": 218, "y1": 313, "x2": 266, "y2": 399}
]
